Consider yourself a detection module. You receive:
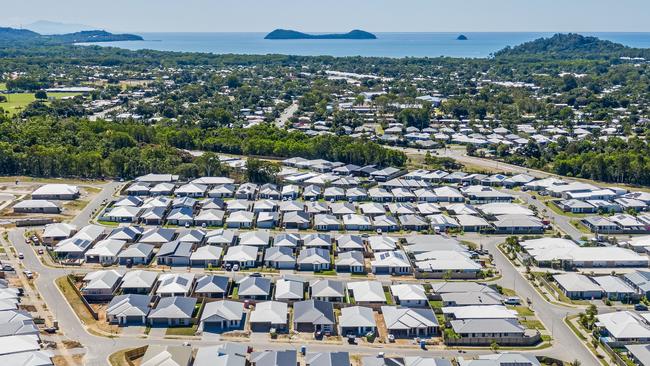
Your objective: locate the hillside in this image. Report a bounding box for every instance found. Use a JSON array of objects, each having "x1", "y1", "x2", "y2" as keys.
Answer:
[
  {"x1": 265, "y1": 29, "x2": 377, "y2": 40},
  {"x1": 494, "y1": 33, "x2": 650, "y2": 59},
  {"x1": 0, "y1": 27, "x2": 142, "y2": 45}
]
